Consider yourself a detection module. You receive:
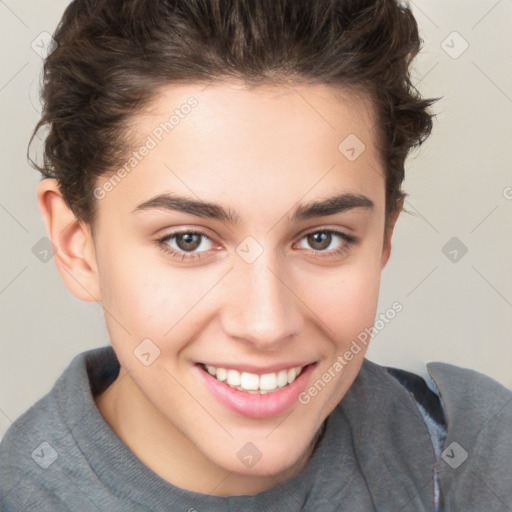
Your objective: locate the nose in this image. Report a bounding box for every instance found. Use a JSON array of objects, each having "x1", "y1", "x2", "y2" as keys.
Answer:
[{"x1": 219, "y1": 253, "x2": 304, "y2": 350}]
